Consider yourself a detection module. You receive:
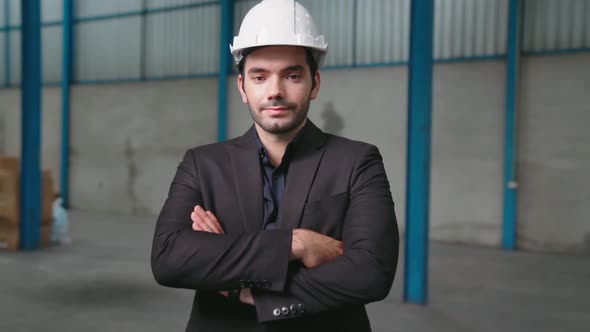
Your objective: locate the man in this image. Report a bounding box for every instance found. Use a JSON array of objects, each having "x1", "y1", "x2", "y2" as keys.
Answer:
[{"x1": 151, "y1": 0, "x2": 399, "y2": 331}]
